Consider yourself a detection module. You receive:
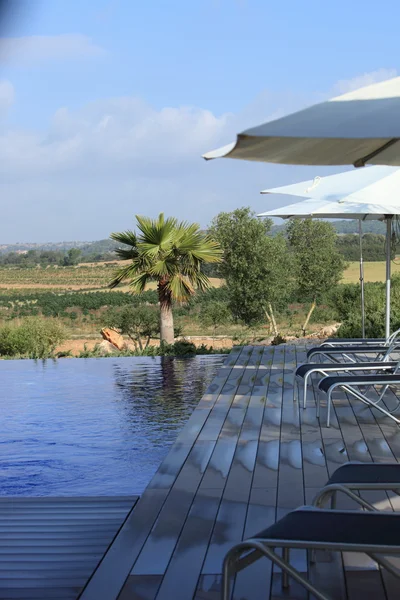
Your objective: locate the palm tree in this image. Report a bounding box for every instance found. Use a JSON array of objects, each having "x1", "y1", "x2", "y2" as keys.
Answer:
[{"x1": 109, "y1": 213, "x2": 222, "y2": 344}]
